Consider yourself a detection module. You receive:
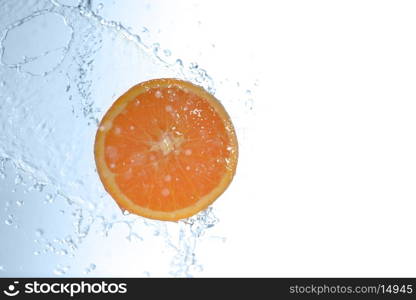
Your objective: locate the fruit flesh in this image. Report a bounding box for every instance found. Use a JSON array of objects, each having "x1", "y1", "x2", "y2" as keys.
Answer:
[{"x1": 97, "y1": 80, "x2": 237, "y2": 218}]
